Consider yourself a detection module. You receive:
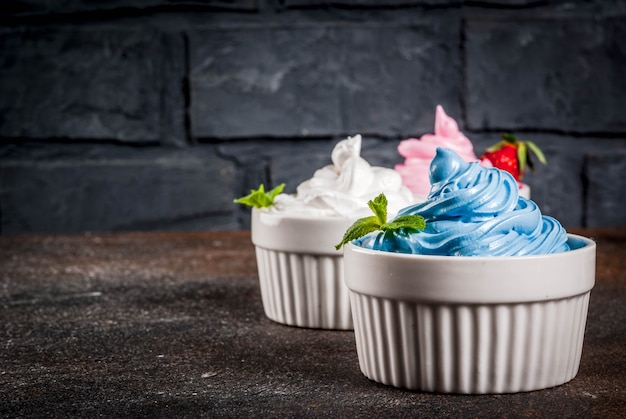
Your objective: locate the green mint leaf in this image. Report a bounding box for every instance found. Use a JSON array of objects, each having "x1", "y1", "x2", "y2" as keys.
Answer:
[
  {"x1": 335, "y1": 193, "x2": 427, "y2": 250},
  {"x1": 367, "y1": 193, "x2": 388, "y2": 225},
  {"x1": 335, "y1": 216, "x2": 380, "y2": 250},
  {"x1": 233, "y1": 183, "x2": 286, "y2": 208},
  {"x1": 266, "y1": 183, "x2": 286, "y2": 201},
  {"x1": 381, "y1": 214, "x2": 426, "y2": 233}
]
